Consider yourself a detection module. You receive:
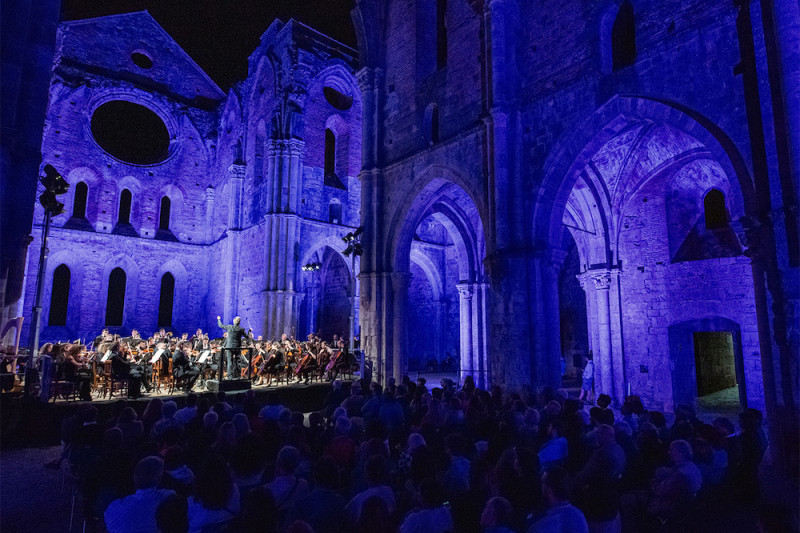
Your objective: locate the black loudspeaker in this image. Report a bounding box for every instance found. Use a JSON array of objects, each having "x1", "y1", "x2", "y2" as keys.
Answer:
[{"x1": 205, "y1": 379, "x2": 251, "y2": 392}]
